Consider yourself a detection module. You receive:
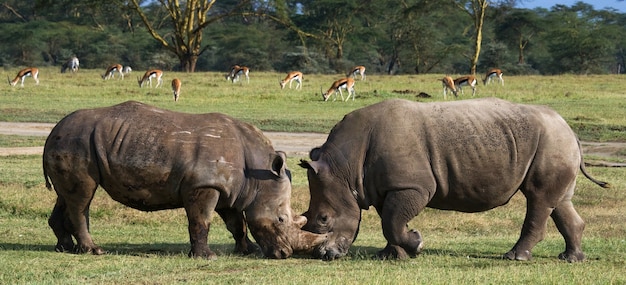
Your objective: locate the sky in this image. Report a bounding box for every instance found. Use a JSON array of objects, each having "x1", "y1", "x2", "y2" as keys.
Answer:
[{"x1": 515, "y1": 0, "x2": 626, "y2": 12}]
